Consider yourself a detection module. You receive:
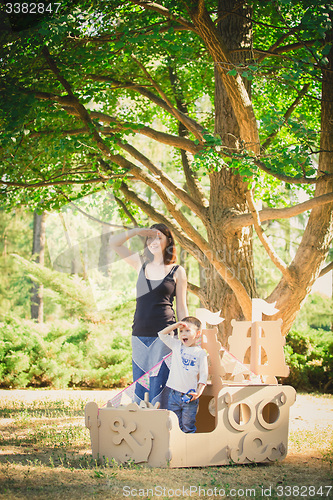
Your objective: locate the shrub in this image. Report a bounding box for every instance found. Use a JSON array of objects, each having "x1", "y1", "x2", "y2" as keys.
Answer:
[
  {"x1": 0, "y1": 317, "x2": 132, "y2": 389},
  {"x1": 282, "y1": 329, "x2": 333, "y2": 393}
]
